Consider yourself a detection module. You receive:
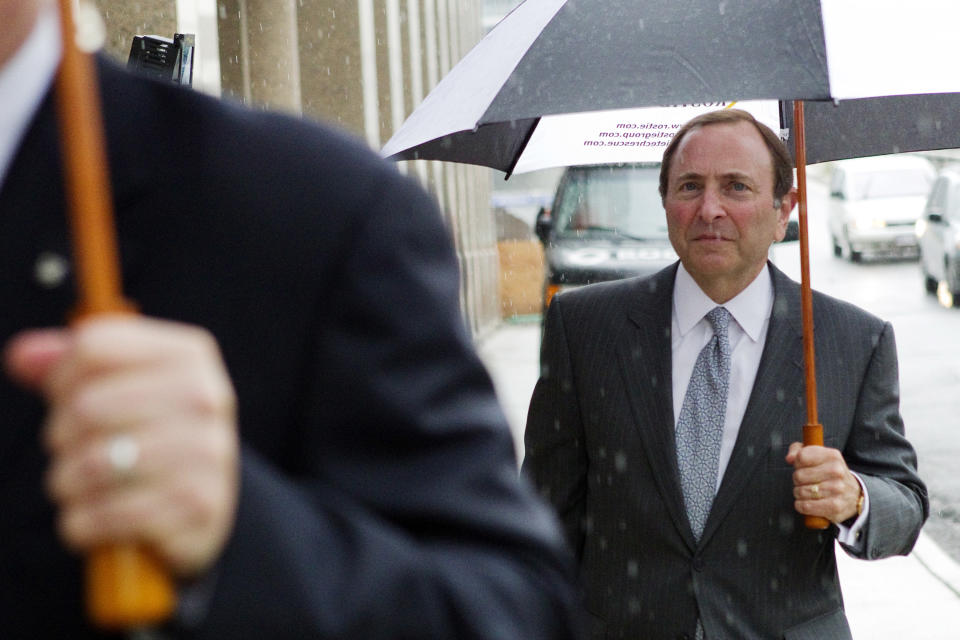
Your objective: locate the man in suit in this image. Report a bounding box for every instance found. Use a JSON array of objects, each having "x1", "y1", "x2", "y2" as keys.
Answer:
[
  {"x1": 0, "y1": 0, "x2": 581, "y2": 636},
  {"x1": 523, "y1": 108, "x2": 928, "y2": 639}
]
